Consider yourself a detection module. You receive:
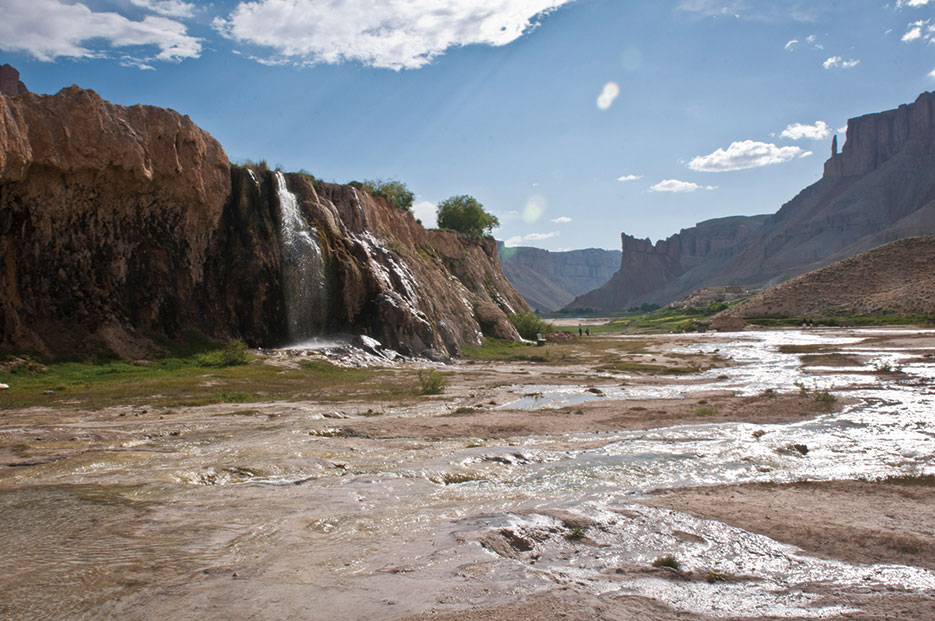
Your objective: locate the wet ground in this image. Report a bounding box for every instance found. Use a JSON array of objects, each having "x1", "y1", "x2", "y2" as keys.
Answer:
[{"x1": 1, "y1": 328, "x2": 934, "y2": 619}]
